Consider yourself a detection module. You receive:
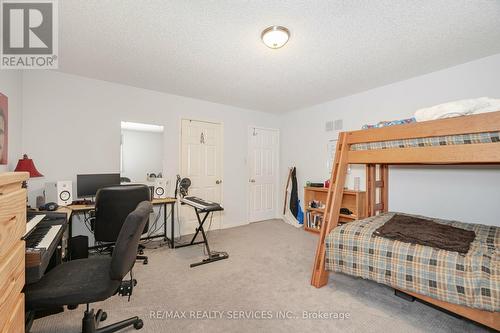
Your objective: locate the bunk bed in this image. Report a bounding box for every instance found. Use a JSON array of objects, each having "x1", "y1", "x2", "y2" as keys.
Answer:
[{"x1": 311, "y1": 111, "x2": 500, "y2": 330}]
